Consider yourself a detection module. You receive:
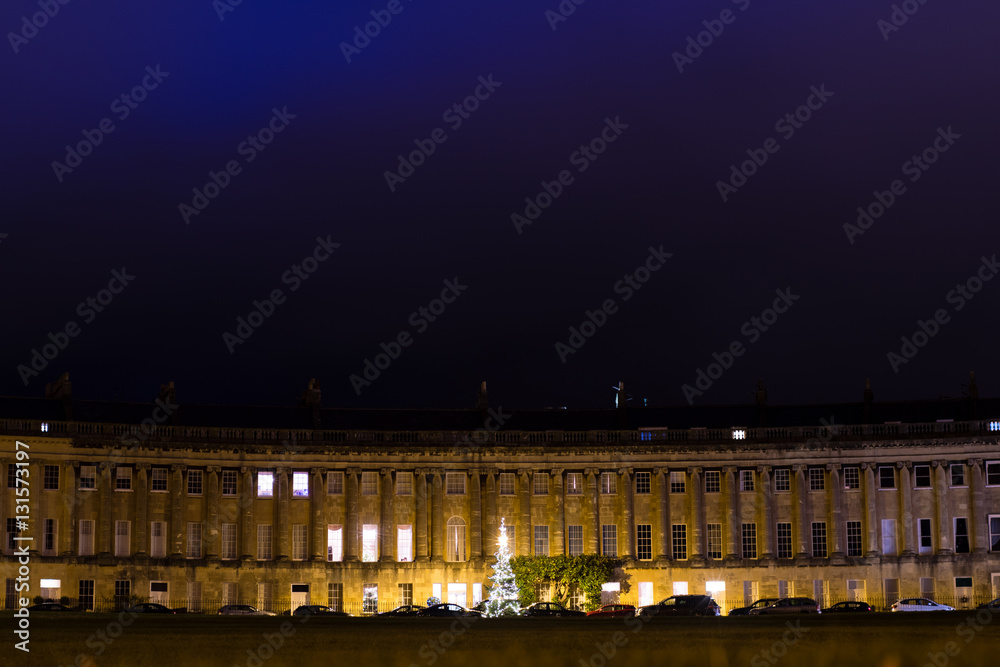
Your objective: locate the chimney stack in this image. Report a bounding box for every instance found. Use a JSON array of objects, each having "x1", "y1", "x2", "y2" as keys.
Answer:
[
  {"x1": 968, "y1": 371, "x2": 978, "y2": 419},
  {"x1": 755, "y1": 379, "x2": 767, "y2": 427},
  {"x1": 863, "y1": 378, "x2": 874, "y2": 424}
]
